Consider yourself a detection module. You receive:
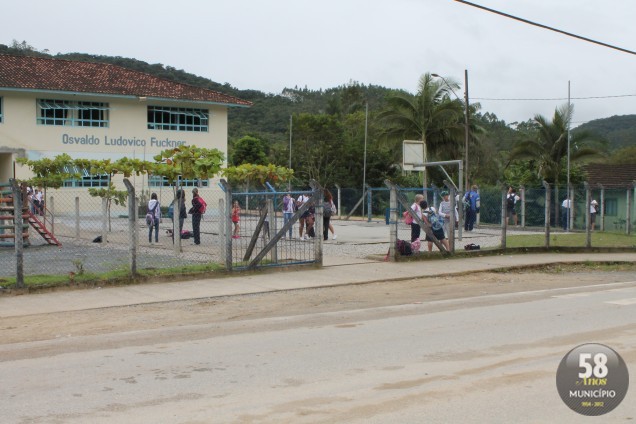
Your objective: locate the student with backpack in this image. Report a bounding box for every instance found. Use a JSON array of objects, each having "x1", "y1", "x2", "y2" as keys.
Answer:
[
  {"x1": 420, "y1": 200, "x2": 449, "y2": 252},
  {"x1": 322, "y1": 189, "x2": 337, "y2": 241},
  {"x1": 506, "y1": 186, "x2": 520, "y2": 226},
  {"x1": 408, "y1": 194, "x2": 424, "y2": 242},
  {"x1": 146, "y1": 192, "x2": 161, "y2": 243},
  {"x1": 189, "y1": 188, "x2": 207, "y2": 245},
  {"x1": 464, "y1": 185, "x2": 480, "y2": 231}
]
